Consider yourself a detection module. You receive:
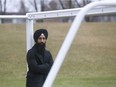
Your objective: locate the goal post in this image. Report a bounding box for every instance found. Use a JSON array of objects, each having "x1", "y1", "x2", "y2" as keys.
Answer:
[
  {"x1": 26, "y1": 19, "x2": 34, "y2": 51},
  {"x1": 26, "y1": 2, "x2": 116, "y2": 52},
  {"x1": 25, "y1": 1, "x2": 116, "y2": 87},
  {"x1": 43, "y1": 1, "x2": 116, "y2": 87}
]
